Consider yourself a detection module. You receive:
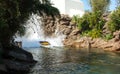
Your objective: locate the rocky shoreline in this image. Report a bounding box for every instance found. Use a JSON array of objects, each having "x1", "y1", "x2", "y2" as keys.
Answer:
[
  {"x1": 60, "y1": 17, "x2": 120, "y2": 51},
  {"x1": 0, "y1": 45, "x2": 37, "y2": 74},
  {"x1": 63, "y1": 35, "x2": 120, "y2": 51}
]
